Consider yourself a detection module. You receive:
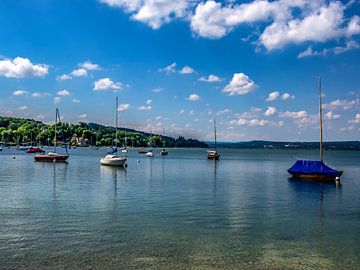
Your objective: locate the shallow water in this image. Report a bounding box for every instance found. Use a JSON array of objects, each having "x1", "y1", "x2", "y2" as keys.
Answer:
[{"x1": 0, "y1": 147, "x2": 359, "y2": 269}]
